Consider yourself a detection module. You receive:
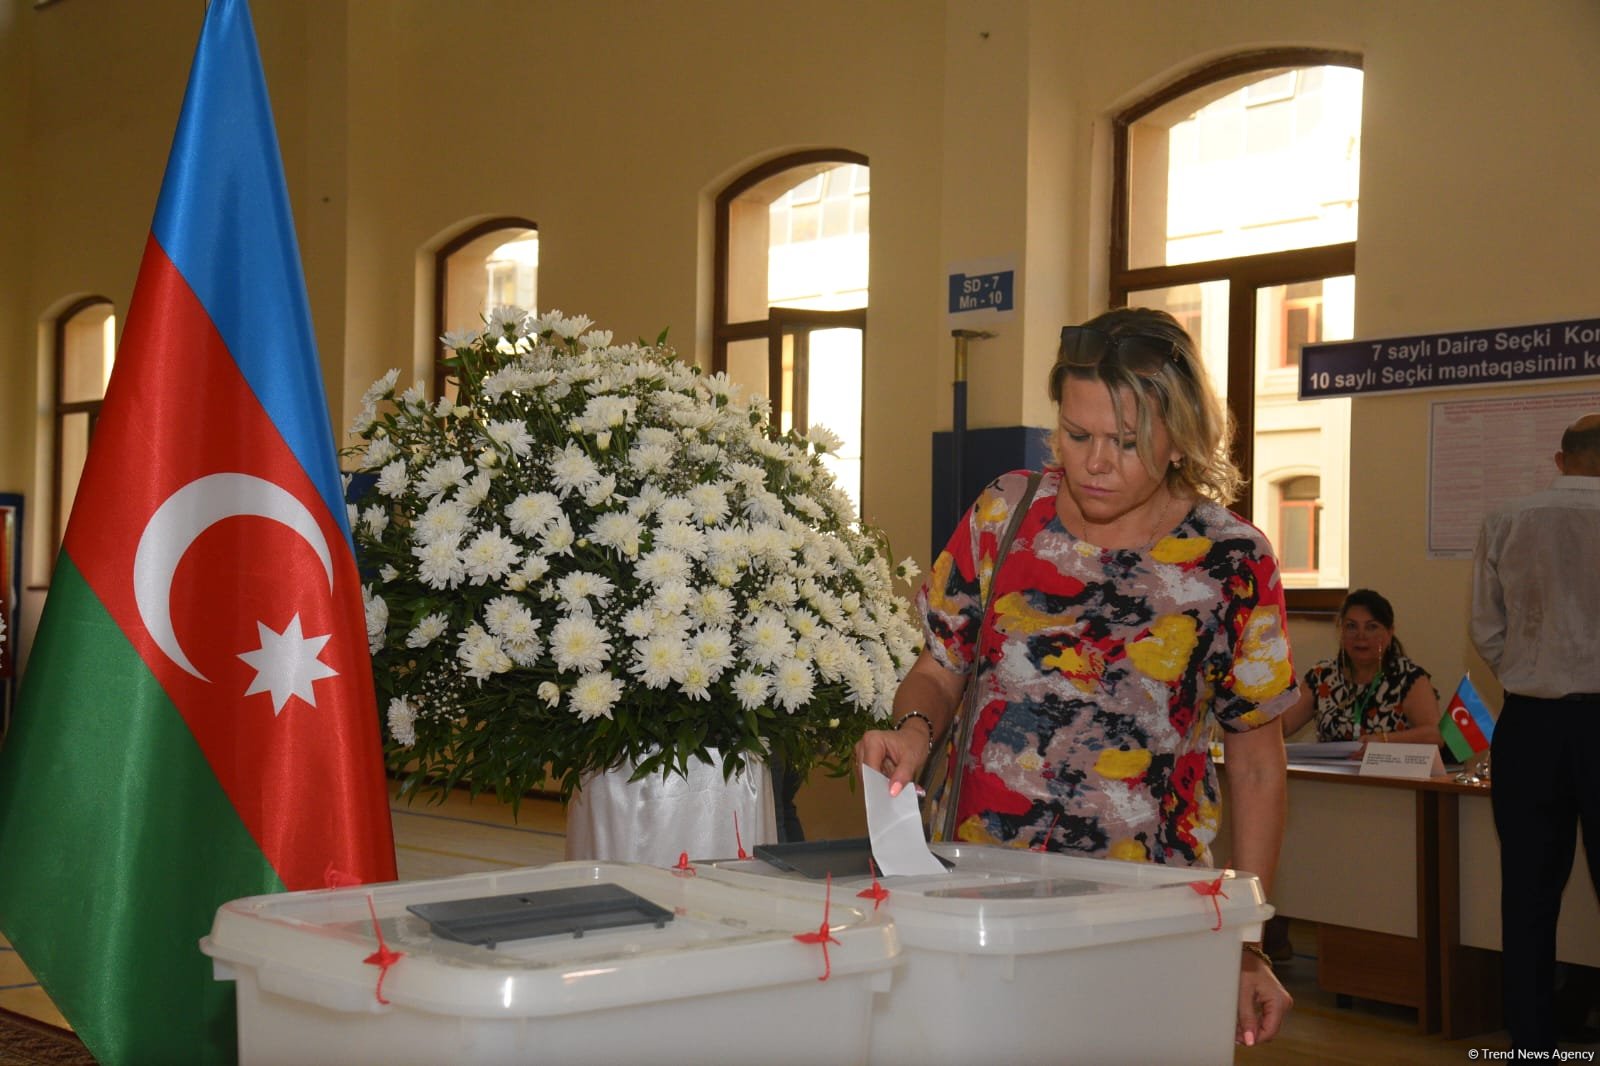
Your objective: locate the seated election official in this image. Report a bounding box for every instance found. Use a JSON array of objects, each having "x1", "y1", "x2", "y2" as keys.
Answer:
[
  {"x1": 856, "y1": 307, "x2": 1297, "y2": 1047},
  {"x1": 1278, "y1": 588, "x2": 1442, "y2": 752}
]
